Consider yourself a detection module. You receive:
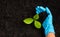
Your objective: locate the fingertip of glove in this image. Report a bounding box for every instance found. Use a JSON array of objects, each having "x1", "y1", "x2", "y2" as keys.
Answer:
[{"x1": 36, "y1": 6, "x2": 45, "y2": 14}]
